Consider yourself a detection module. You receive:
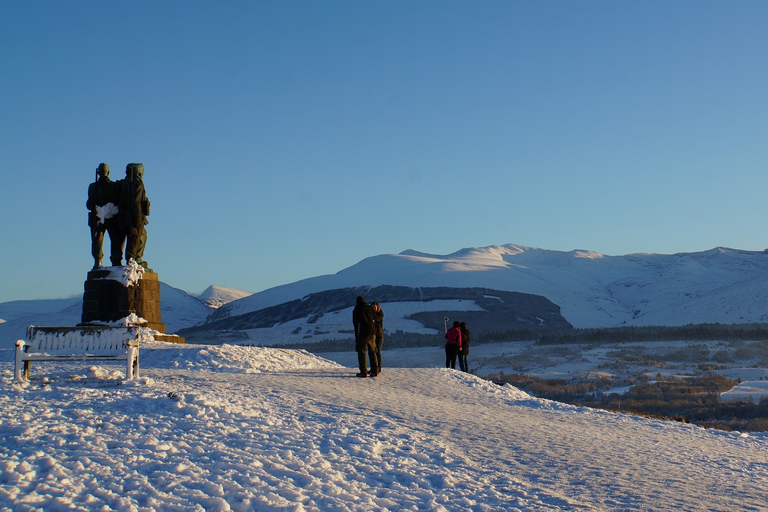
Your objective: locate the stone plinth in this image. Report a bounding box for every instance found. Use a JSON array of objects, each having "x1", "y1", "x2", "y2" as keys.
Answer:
[{"x1": 81, "y1": 267, "x2": 166, "y2": 333}]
